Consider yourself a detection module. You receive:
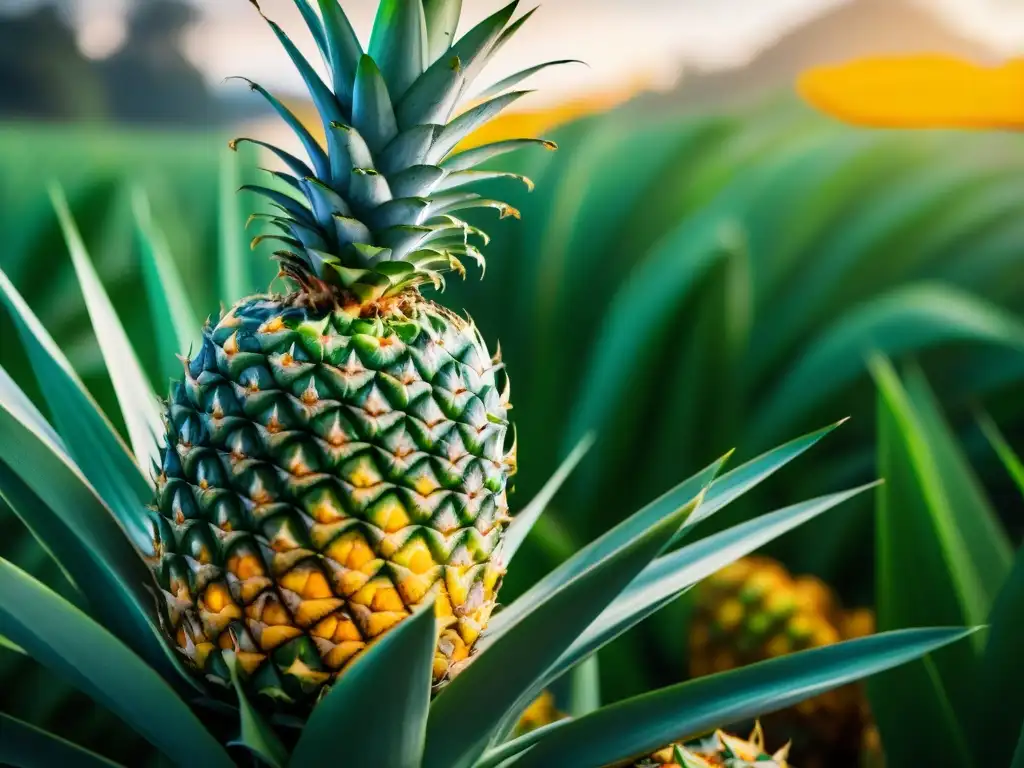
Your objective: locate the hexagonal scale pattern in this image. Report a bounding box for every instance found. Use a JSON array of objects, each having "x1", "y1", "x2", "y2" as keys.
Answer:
[{"x1": 151, "y1": 295, "x2": 513, "y2": 708}]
